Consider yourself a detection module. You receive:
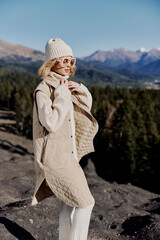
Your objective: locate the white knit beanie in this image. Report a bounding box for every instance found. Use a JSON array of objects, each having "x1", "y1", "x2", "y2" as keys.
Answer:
[{"x1": 45, "y1": 38, "x2": 73, "y2": 62}]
